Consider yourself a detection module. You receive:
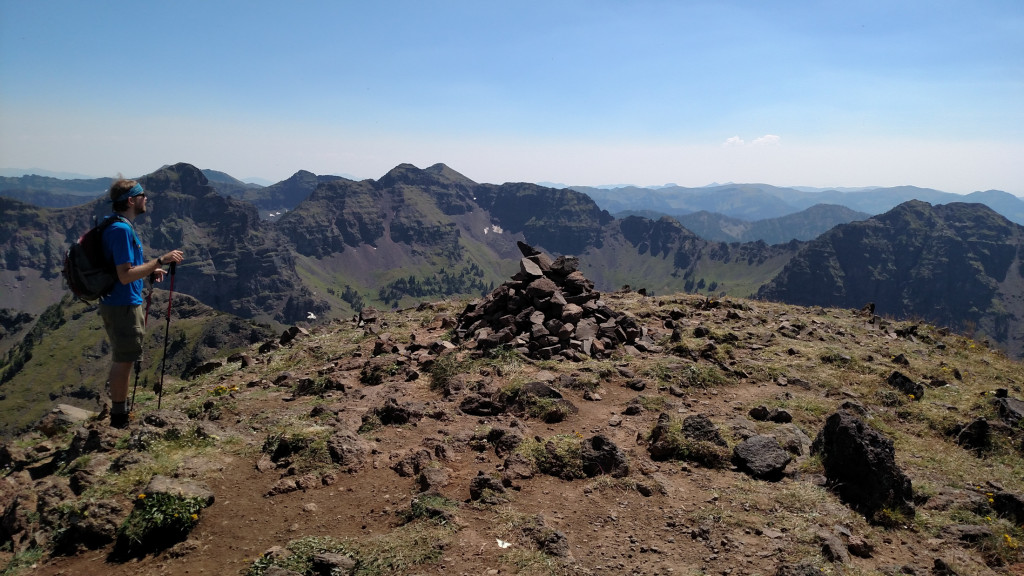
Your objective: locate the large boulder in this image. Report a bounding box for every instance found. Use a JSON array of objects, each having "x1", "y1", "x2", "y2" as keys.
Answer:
[{"x1": 811, "y1": 410, "x2": 914, "y2": 519}]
